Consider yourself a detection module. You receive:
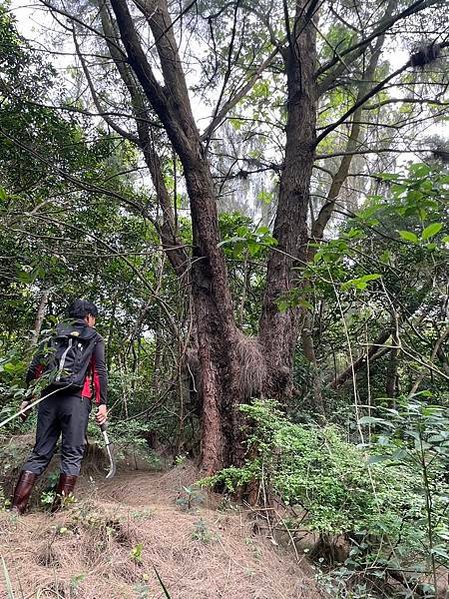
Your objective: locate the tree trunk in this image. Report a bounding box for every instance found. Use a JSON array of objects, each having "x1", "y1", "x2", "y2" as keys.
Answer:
[
  {"x1": 109, "y1": 0, "x2": 321, "y2": 469},
  {"x1": 109, "y1": 0, "x2": 249, "y2": 473},
  {"x1": 30, "y1": 289, "x2": 50, "y2": 347},
  {"x1": 259, "y1": 1, "x2": 317, "y2": 396},
  {"x1": 98, "y1": 2, "x2": 188, "y2": 278}
]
